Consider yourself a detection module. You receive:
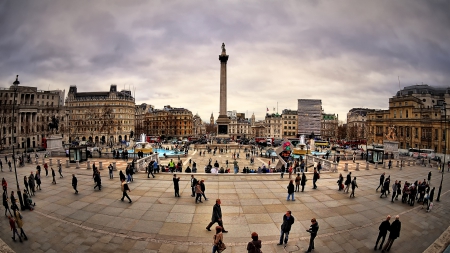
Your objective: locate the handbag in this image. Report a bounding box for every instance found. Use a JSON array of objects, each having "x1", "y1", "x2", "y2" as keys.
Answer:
[
  {"x1": 251, "y1": 241, "x2": 262, "y2": 253},
  {"x1": 217, "y1": 240, "x2": 227, "y2": 252}
]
